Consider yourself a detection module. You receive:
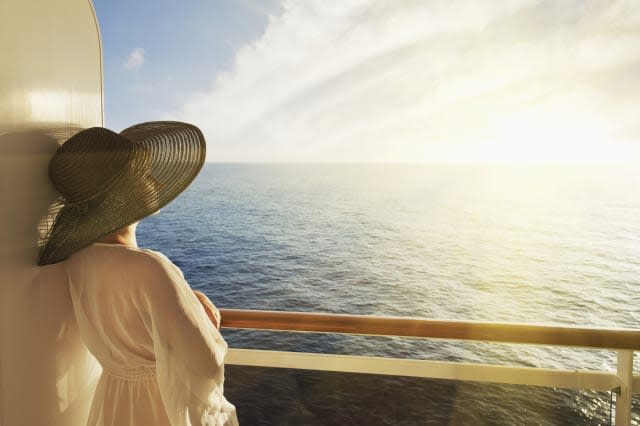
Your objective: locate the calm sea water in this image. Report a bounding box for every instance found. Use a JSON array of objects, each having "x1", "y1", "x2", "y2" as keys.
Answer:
[{"x1": 138, "y1": 163, "x2": 640, "y2": 425}]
